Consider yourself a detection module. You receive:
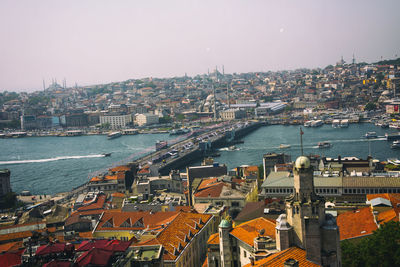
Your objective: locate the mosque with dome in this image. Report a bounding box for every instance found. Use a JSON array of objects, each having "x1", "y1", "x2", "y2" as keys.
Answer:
[{"x1": 206, "y1": 156, "x2": 341, "y2": 267}]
